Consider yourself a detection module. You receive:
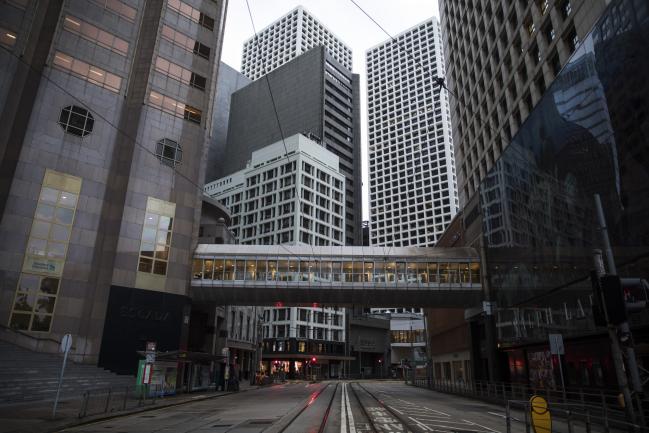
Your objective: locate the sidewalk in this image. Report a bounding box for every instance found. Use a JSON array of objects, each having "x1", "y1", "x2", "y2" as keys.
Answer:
[{"x1": 0, "y1": 382, "x2": 263, "y2": 433}]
